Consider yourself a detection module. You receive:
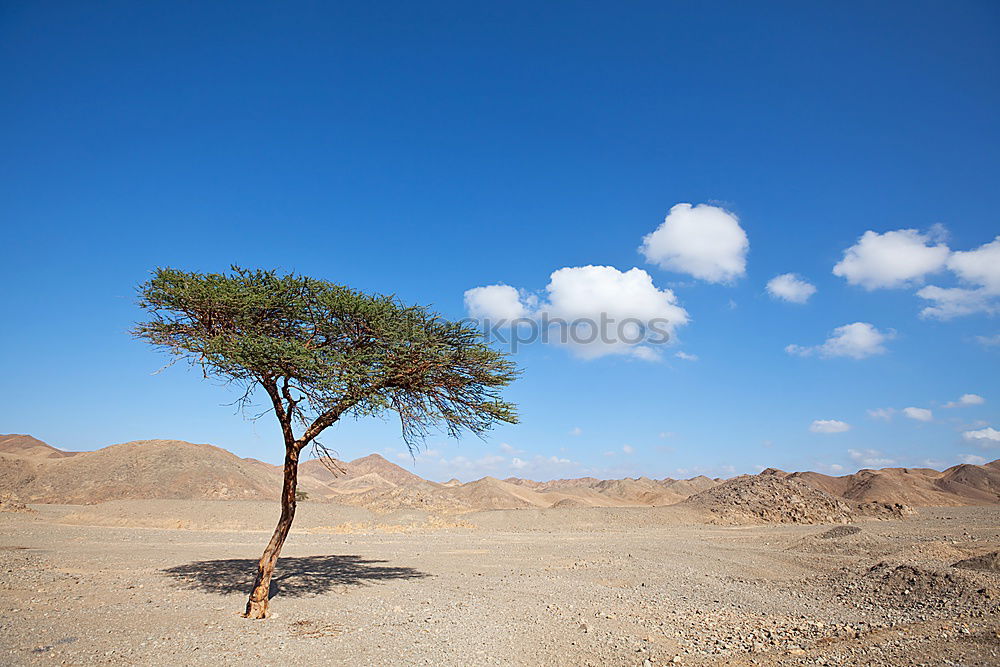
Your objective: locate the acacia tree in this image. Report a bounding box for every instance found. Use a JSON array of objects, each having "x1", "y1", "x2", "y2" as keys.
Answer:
[{"x1": 134, "y1": 267, "x2": 519, "y2": 619}]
